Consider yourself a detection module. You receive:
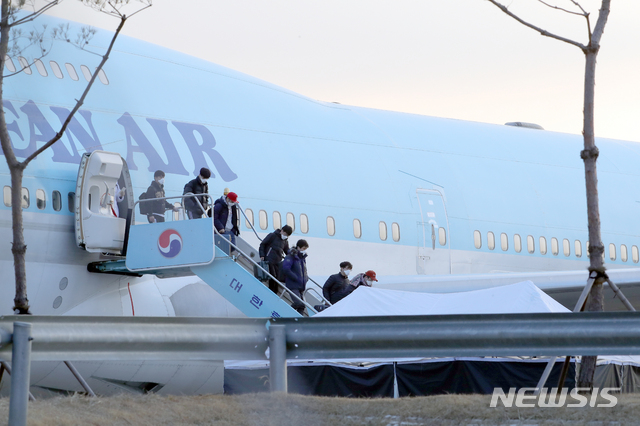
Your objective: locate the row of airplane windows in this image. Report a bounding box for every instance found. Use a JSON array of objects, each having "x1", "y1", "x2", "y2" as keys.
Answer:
[
  {"x1": 2, "y1": 188, "x2": 405, "y2": 243},
  {"x1": 2, "y1": 187, "x2": 74, "y2": 212},
  {"x1": 474, "y1": 230, "x2": 640, "y2": 263},
  {"x1": 5, "y1": 55, "x2": 109, "y2": 84},
  {"x1": 241, "y1": 208, "x2": 402, "y2": 242}
]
